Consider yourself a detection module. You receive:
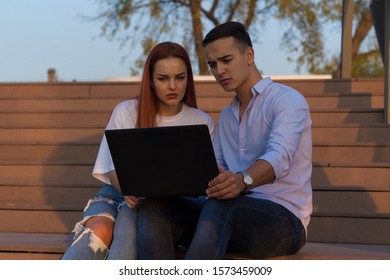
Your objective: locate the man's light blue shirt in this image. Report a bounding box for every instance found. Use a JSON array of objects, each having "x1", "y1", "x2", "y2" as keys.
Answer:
[{"x1": 213, "y1": 77, "x2": 313, "y2": 229}]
